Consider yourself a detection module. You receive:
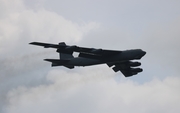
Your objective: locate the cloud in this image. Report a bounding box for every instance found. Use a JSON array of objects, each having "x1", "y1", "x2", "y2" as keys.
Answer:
[
  {"x1": 140, "y1": 17, "x2": 180, "y2": 76},
  {"x1": 4, "y1": 69, "x2": 180, "y2": 113},
  {"x1": 1, "y1": 0, "x2": 180, "y2": 113},
  {"x1": 0, "y1": 0, "x2": 100, "y2": 56},
  {"x1": 79, "y1": 15, "x2": 180, "y2": 79},
  {"x1": 0, "y1": 0, "x2": 99, "y2": 112}
]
